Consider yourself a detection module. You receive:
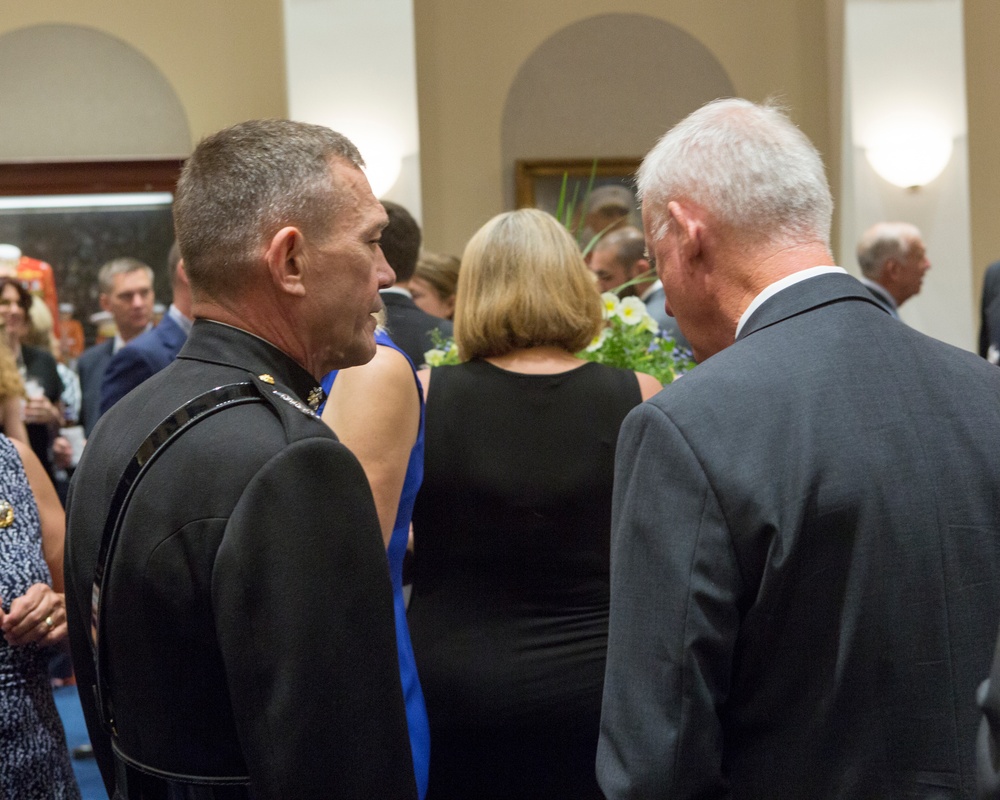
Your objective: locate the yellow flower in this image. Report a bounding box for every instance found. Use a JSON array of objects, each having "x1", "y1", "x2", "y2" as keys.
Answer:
[
  {"x1": 601, "y1": 292, "x2": 620, "y2": 320},
  {"x1": 618, "y1": 296, "x2": 648, "y2": 326}
]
